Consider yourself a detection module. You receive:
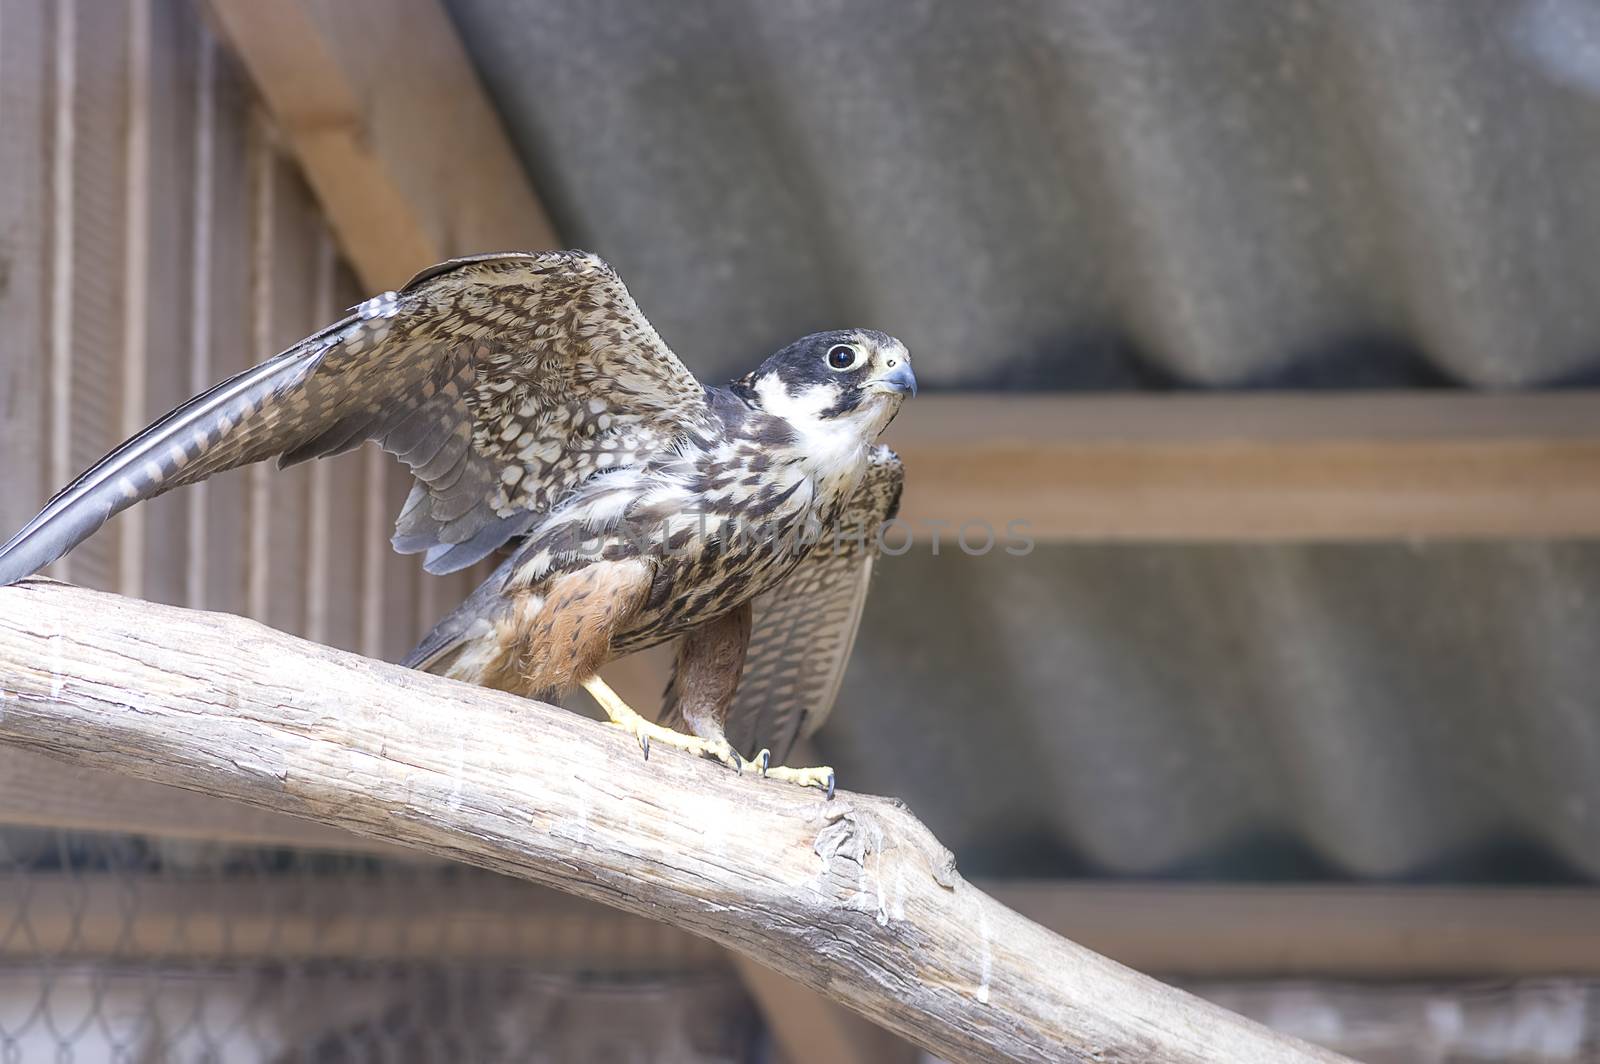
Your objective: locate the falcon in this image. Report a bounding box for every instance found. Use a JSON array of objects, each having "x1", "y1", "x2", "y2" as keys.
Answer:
[{"x1": 0, "y1": 252, "x2": 914, "y2": 796}]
